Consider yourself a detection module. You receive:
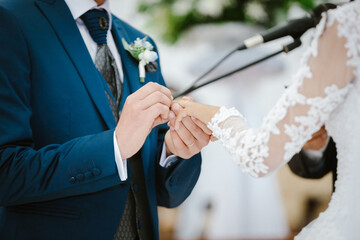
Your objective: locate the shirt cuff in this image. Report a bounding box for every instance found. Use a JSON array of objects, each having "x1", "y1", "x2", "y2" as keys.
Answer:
[
  {"x1": 113, "y1": 131, "x2": 128, "y2": 181},
  {"x1": 159, "y1": 142, "x2": 179, "y2": 168},
  {"x1": 303, "y1": 137, "x2": 330, "y2": 162}
]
